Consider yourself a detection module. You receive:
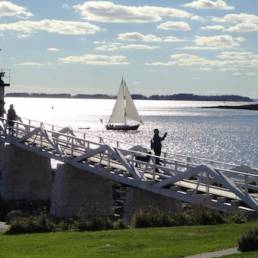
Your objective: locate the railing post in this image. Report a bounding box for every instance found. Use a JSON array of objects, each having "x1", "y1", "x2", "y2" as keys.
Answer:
[
  {"x1": 164, "y1": 152, "x2": 167, "y2": 167},
  {"x1": 15, "y1": 121, "x2": 19, "y2": 137},
  {"x1": 40, "y1": 122, "x2": 43, "y2": 146},
  {"x1": 244, "y1": 175, "x2": 248, "y2": 193},
  {"x1": 107, "y1": 151, "x2": 111, "y2": 169},
  {"x1": 187, "y1": 157, "x2": 191, "y2": 170},
  {"x1": 131, "y1": 153, "x2": 136, "y2": 167},
  {"x1": 206, "y1": 171, "x2": 210, "y2": 195},
  {"x1": 71, "y1": 137, "x2": 74, "y2": 157},
  {"x1": 175, "y1": 160, "x2": 178, "y2": 172},
  {"x1": 153, "y1": 161, "x2": 156, "y2": 181}
]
